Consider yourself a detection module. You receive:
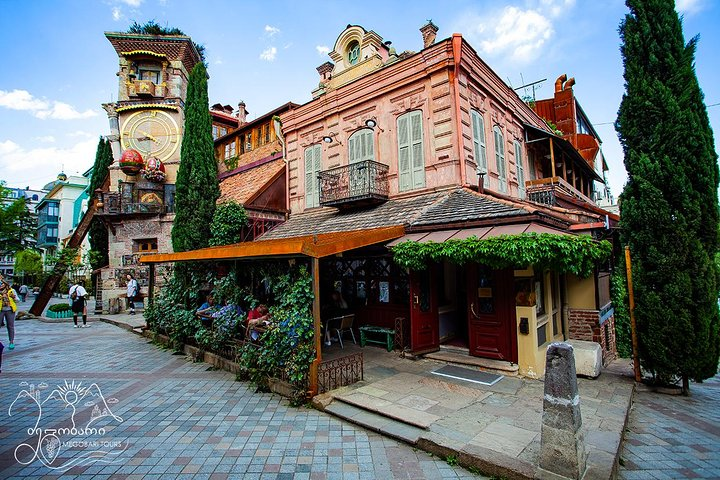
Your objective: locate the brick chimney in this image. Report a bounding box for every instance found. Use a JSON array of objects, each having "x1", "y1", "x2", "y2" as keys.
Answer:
[
  {"x1": 236, "y1": 101, "x2": 248, "y2": 123},
  {"x1": 420, "y1": 21, "x2": 439, "y2": 48},
  {"x1": 316, "y1": 61, "x2": 333, "y2": 84}
]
